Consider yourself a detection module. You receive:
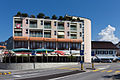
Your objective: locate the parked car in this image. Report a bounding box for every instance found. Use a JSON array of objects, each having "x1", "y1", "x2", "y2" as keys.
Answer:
[
  {"x1": 101, "y1": 59, "x2": 112, "y2": 63},
  {"x1": 93, "y1": 59, "x2": 101, "y2": 63}
]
